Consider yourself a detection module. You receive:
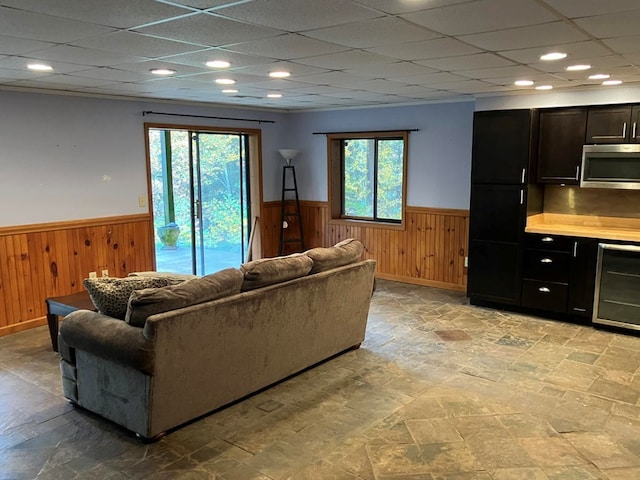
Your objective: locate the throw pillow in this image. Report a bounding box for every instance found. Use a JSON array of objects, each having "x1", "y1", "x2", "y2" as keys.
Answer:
[
  {"x1": 128, "y1": 271, "x2": 198, "y2": 285},
  {"x1": 125, "y1": 268, "x2": 244, "y2": 327},
  {"x1": 83, "y1": 277, "x2": 169, "y2": 320},
  {"x1": 305, "y1": 238, "x2": 364, "y2": 274},
  {"x1": 240, "y1": 253, "x2": 313, "y2": 291}
]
